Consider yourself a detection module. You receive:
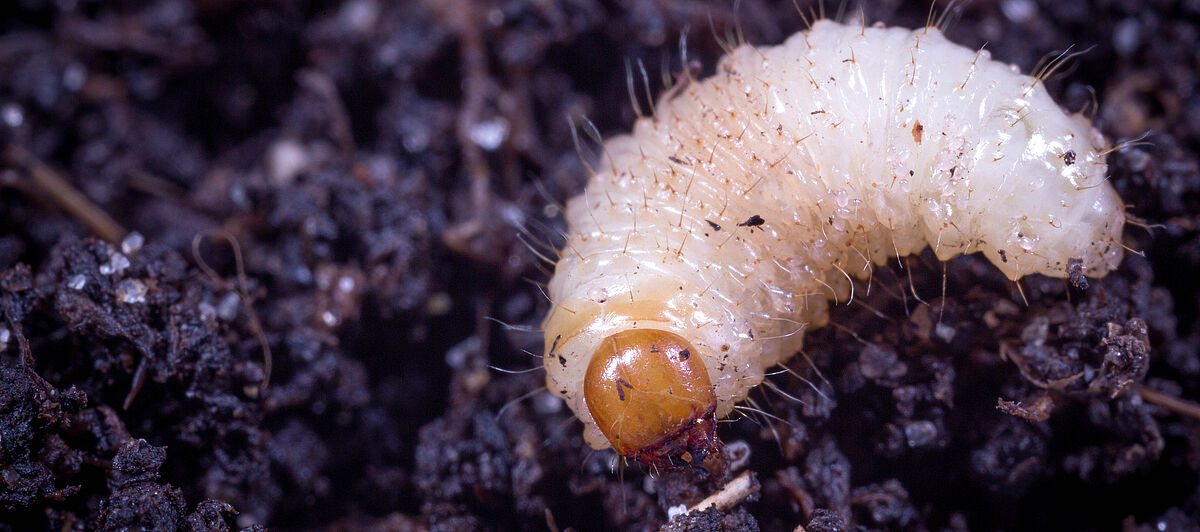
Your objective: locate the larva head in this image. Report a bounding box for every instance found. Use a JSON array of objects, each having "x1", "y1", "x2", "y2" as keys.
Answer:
[{"x1": 583, "y1": 329, "x2": 721, "y2": 468}]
